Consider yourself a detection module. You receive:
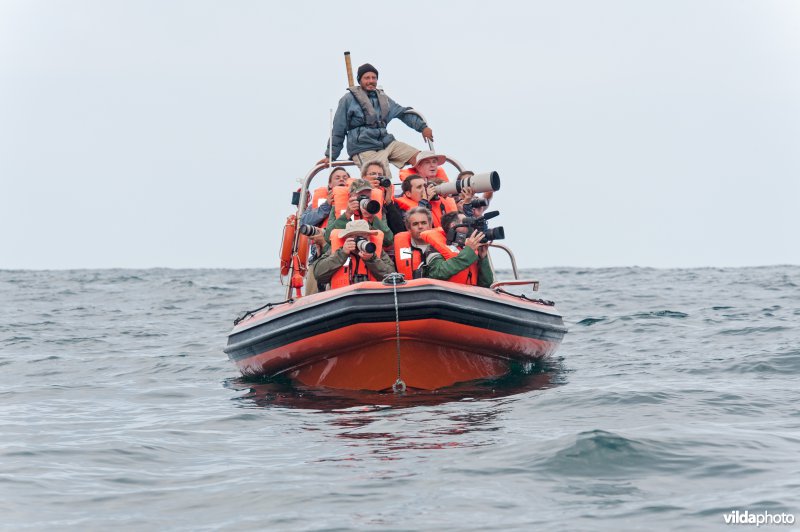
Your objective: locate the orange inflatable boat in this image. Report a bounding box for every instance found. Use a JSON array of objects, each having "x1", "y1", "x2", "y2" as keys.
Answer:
[
  {"x1": 225, "y1": 277, "x2": 566, "y2": 391},
  {"x1": 225, "y1": 158, "x2": 567, "y2": 391}
]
